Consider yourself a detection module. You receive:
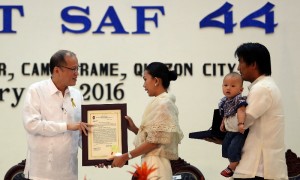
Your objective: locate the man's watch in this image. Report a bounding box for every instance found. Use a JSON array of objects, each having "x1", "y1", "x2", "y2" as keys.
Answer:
[{"x1": 128, "y1": 151, "x2": 133, "y2": 159}]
